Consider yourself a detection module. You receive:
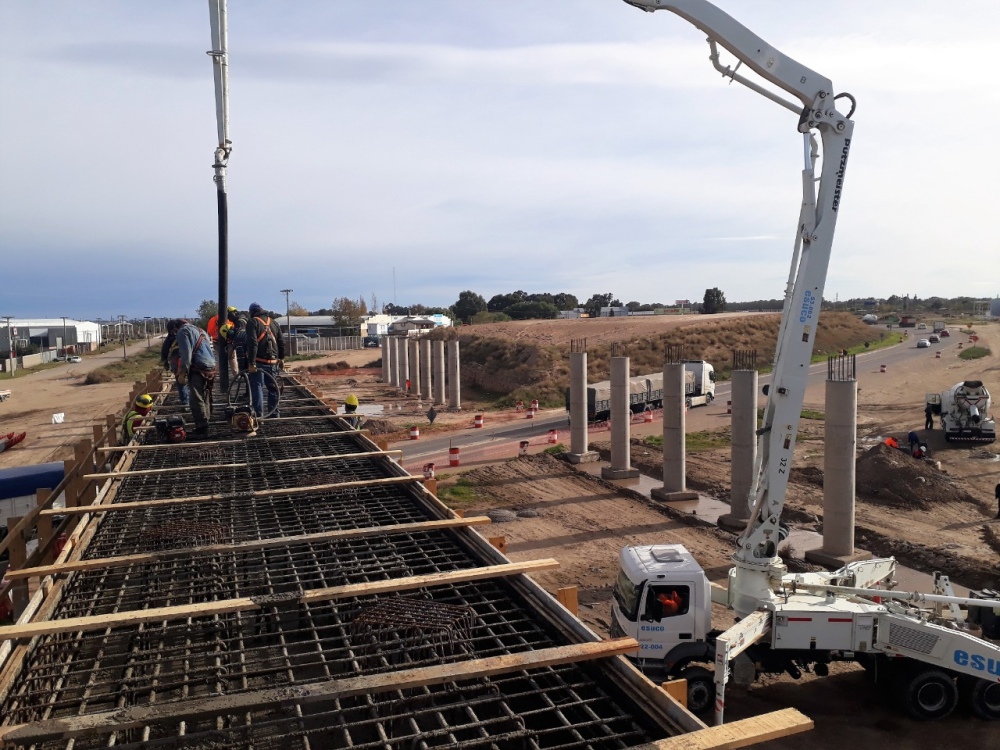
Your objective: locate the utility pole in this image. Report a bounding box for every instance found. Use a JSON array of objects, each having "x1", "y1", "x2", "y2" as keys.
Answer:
[
  {"x1": 118, "y1": 315, "x2": 128, "y2": 360},
  {"x1": 280, "y1": 289, "x2": 293, "y2": 354},
  {"x1": 61, "y1": 316, "x2": 68, "y2": 357},
  {"x1": 208, "y1": 0, "x2": 232, "y2": 393},
  {"x1": 144, "y1": 316, "x2": 151, "y2": 347},
  {"x1": 3, "y1": 315, "x2": 14, "y2": 377}
]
